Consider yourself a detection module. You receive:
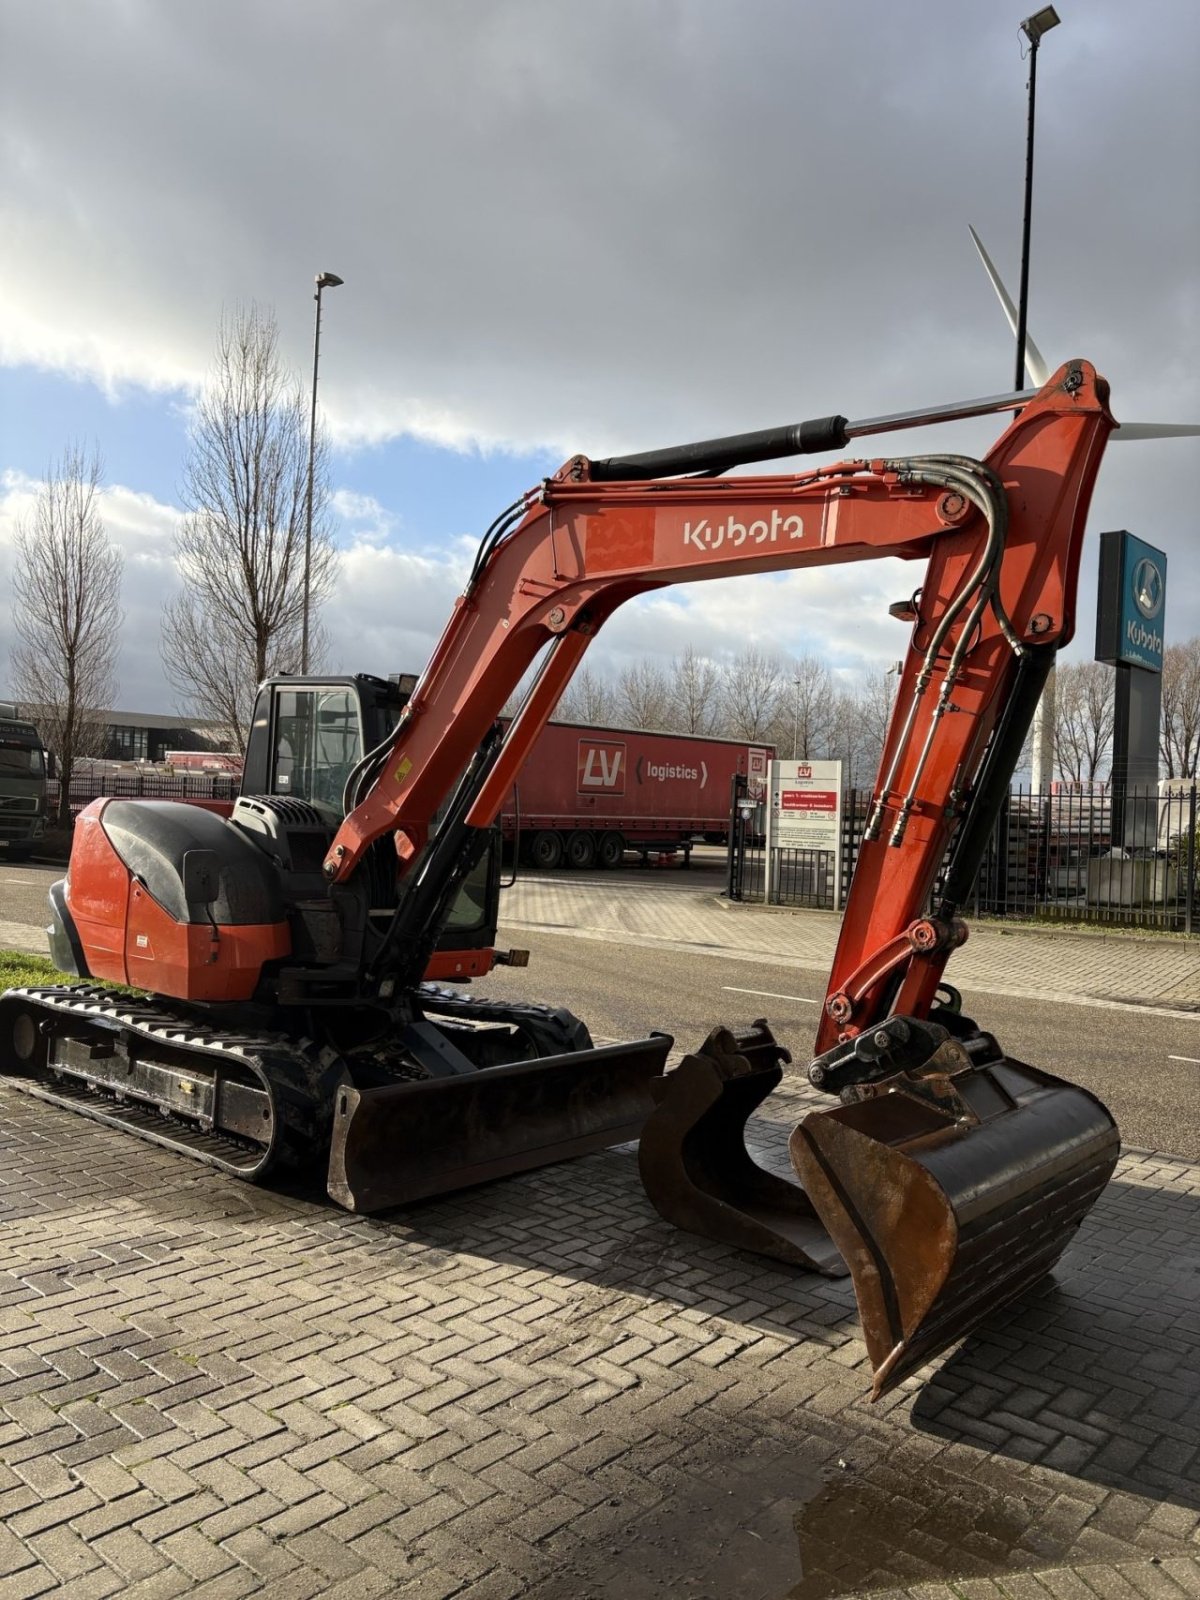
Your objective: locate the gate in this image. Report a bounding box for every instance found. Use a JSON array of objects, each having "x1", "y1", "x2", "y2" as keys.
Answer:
[
  {"x1": 727, "y1": 774, "x2": 862, "y2": 909},
  {"x1": 726, "y1": 774, "x2": 766, "y2": 901}
]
